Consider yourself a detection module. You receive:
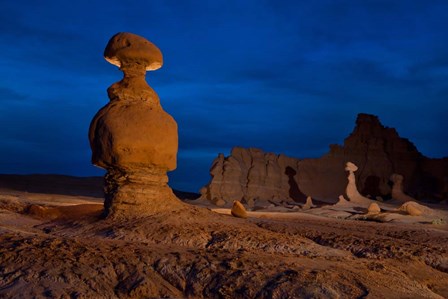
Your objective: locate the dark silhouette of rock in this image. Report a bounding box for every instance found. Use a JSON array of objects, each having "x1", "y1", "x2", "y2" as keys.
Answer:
[
  {"x1": 299, "y1": 113, "x2": 447, "y2": 201},
  {"x1": 390, "y1": 174, "x2": 416, "y2": 202},
  {"x1": 201, "y1": 113, "x2": 447, "y2": 204},
  {"x1": 0, "y1": 174, "x2": 198, "y2": 201},
  {"x1": 285, "y1": 167, "x2": 307, "y2": 202},
  {"x1": 89, "y1": 32, "x2": 183, "y2": 218},
  {"x1": 362, "y1": 175, "x2": 381, "y2": 198}
]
